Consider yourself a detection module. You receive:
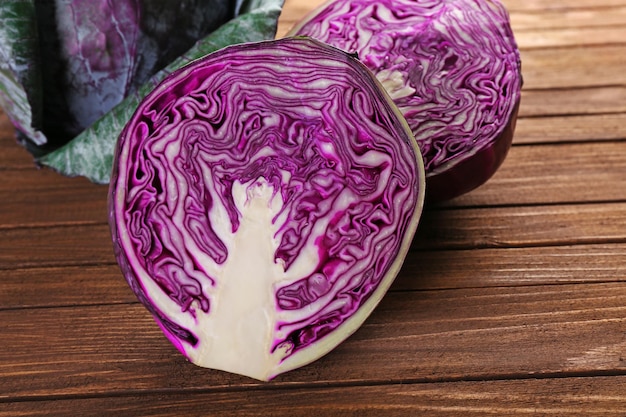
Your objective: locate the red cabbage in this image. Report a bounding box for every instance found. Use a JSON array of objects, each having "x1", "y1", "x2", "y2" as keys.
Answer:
[
  {"x1": 35, "y1": 0, "x2": 235, "y2": 143},
  {"x1": 109, "y1": 37, "x2": 425, "y2": 380},
  {"x1": 0, "y1": 0, "x2": 284, "y2": 171},
  {"x1": 289, "y1": 0, "x2": 523, "y2": 201}
]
